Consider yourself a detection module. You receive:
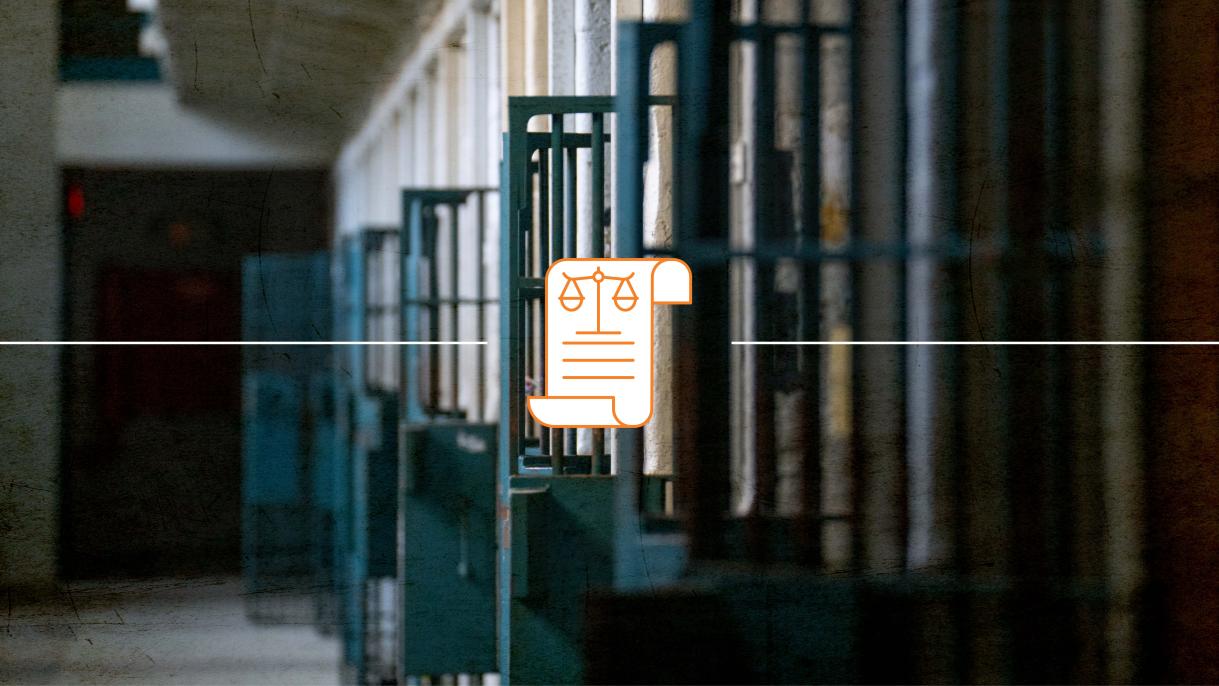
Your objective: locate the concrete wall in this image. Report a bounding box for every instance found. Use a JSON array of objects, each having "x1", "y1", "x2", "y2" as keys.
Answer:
[
  {"x1": 58, "y1": 83, "x2": 333, "y2": 169},
  {"x1": 0, "y1": 0, "x2": 60, "y2": 589}
]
